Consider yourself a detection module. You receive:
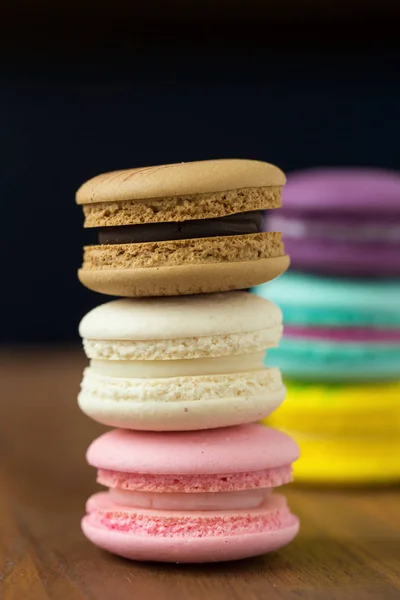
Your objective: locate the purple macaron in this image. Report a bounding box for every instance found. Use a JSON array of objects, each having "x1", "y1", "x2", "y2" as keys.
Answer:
[{"x1": 267, "y1": 168, "x2": 400, "y2": 277}]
